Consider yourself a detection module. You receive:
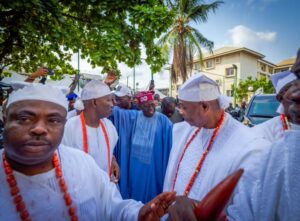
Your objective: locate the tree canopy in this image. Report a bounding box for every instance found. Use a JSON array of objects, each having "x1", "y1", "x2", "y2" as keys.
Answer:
[
  {"x1": 0, "y1": 0, "x2": 175, "y2": 79},
  {"x1": 233, "y1": 76, "x2": 275, "y2": 102}
]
